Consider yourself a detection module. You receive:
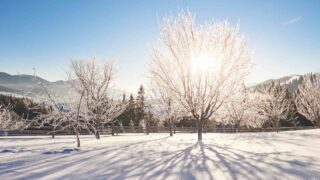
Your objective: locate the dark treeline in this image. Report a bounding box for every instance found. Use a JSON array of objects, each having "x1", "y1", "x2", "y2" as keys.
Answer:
[{"x1": 0, "y1": 94, "x2": 49, "y2": 120}]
